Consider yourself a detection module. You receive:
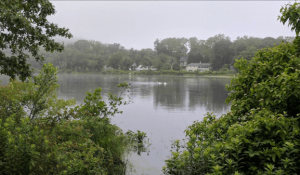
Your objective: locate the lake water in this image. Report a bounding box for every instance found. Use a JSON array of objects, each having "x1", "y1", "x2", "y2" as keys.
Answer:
[{"x1": 0, "y1": 74, "x2": 231, "y2": 175}]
